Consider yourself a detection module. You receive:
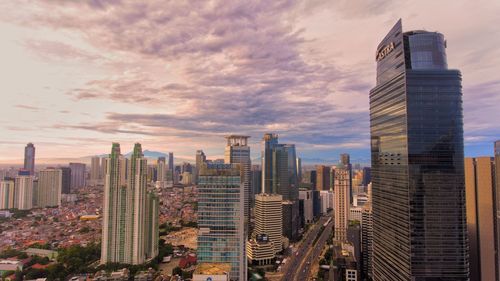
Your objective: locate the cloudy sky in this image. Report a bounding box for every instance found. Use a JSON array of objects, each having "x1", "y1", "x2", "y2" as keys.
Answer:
[{"x1": 0, "y1": 0, "x2": 499, "y2": 164}]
